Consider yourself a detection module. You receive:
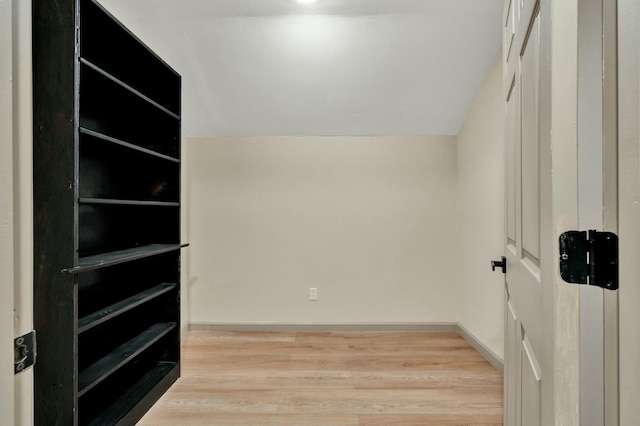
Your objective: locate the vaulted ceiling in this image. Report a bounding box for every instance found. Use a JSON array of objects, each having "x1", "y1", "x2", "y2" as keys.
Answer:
[{"x1": 99, "y1": 0, "x2": 503, "y2": 136}]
